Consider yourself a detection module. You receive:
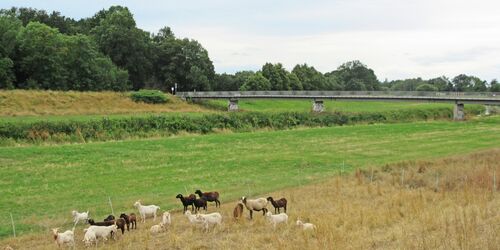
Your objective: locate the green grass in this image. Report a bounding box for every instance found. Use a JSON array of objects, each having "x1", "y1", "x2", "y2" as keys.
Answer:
[
  {"x1": 207, "y1": 99, "x2": 481, "y2": 113},
  {"x1": 0, "y1": 116, "x2": 499, "y2": 237}
]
